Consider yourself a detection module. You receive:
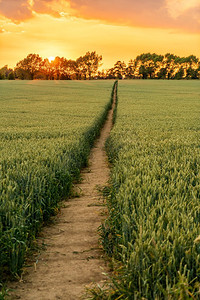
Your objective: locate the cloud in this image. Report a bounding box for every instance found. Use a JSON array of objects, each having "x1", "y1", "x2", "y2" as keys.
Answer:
[
  {"x1": 165, "y1": 0, "x2": 200, "y2": 18},
  {"x1": 0, "y1": 0, "x2": 199, "y2": 33},
  {"x1": 68, "y1": 0, "x2": 200, "y2": 33},
  {"x1": 32, "y1": 0, "x2": 61, "y2": 17},
  {"x1": 0, "y1": 0, "x2": 33, "y2": 22},
  {"x1": 0, "y1": 0, "x2": 65, "y2": 22}
]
